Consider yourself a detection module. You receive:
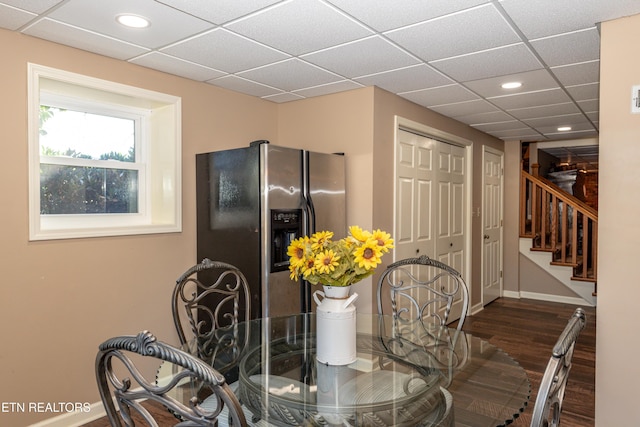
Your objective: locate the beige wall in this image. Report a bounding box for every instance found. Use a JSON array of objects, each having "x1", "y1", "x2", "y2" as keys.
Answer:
[
  {"x1": 0, "y1": 29, "x2": 278, "y2": 425},
  {"x1": 596, "y1": 14, "x2": 640, "y2": 425}
]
